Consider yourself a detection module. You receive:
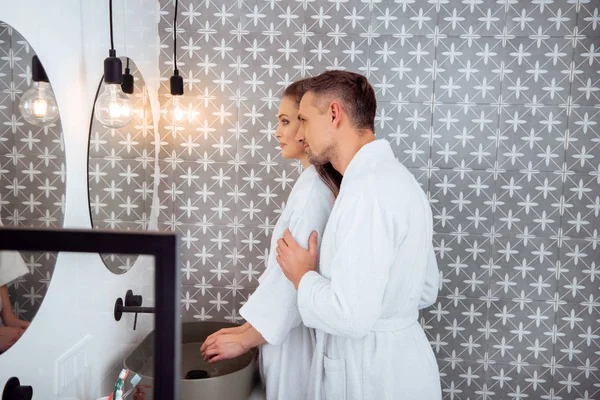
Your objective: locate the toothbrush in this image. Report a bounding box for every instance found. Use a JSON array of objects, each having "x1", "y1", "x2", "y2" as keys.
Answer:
[
  {"x1": 122, "y1": 374, "x2": 142, "y2": 399},
  {"x1": 108, "y1": 369, "x2": 130, "y2": 400}
]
